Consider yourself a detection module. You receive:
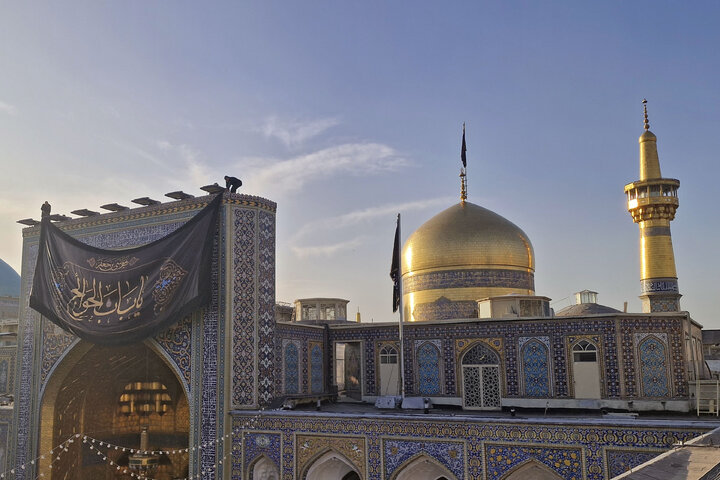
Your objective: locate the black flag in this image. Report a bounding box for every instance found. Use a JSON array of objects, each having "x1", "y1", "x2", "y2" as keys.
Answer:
[
  {"x1": 30, "y1": 194, "x2": 222, "y2": 345},
  {"x1": 461, "y1": 123, "x2": 467, "y2": 168},
  {"x1": 390, "y1": 214, "x2": 401, "y2": 312}
]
